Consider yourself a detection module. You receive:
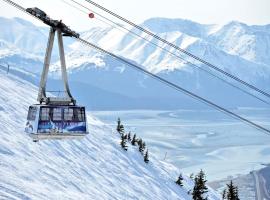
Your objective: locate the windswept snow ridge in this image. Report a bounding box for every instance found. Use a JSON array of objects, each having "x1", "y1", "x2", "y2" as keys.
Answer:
[{"x1": 0, "y1": 70, "x2": 220, "y2": 199}]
